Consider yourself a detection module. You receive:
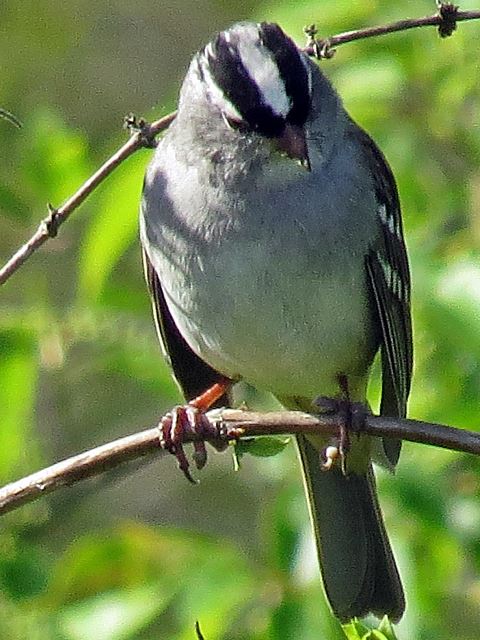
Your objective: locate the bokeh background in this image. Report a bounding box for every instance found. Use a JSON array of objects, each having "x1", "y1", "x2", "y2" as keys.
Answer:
[{"x1": 2, "y1": 1, "x2": 480, "y2": 638}]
